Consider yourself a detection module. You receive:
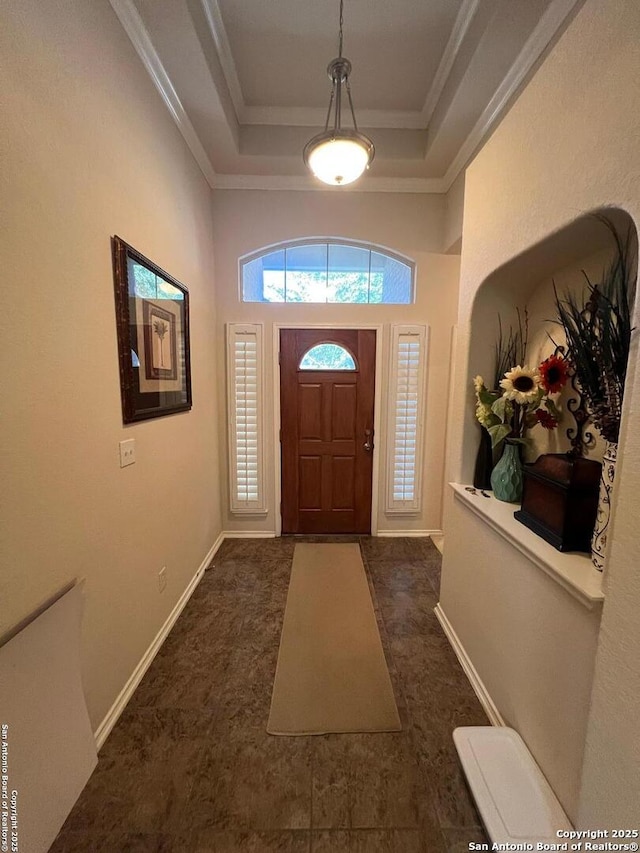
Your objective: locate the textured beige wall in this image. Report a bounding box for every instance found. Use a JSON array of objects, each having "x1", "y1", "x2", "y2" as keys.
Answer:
[
  {"x1": 444, "y1": 172, "x2": 465, "y2": 254},
  {"x1": 211, "y1": 190, "x2": 459, "y2": 534},
  {"x1": 0, "y1": 0, "x2": 222, "y2": 729},
  {"x1": 444, "y1": 496, "x2": 601, "y2": 819},
  {"x1": 442, "y1": 0, "x2": 640, "y2": 827}
]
